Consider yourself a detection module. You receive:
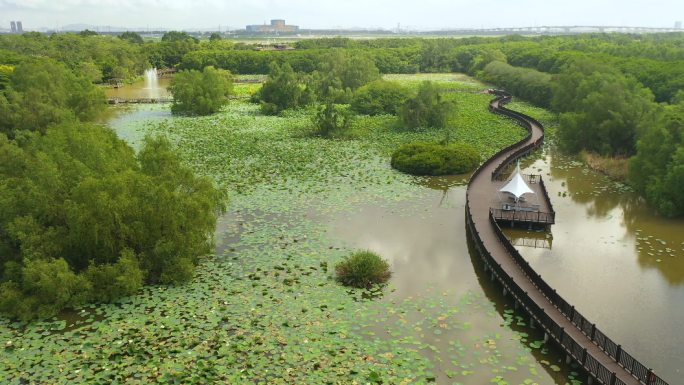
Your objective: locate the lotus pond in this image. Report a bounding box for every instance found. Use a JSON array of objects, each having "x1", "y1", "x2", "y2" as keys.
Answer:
[{"x1": 2, "y1": 74, "x2": 602, "y2": 384}]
